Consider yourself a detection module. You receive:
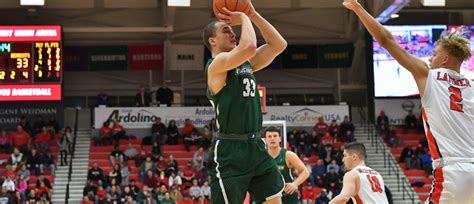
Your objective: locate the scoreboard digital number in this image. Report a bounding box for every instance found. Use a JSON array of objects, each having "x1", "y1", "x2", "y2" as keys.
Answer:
[{"x1": 0, "y1": 25, "x2": 62, "y2": 101}]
